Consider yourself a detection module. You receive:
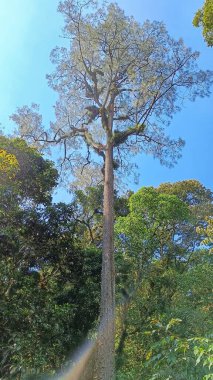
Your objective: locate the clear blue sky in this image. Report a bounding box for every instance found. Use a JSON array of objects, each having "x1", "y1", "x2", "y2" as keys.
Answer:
[{"x1": 0, "y1": 0, "x2": 212, "y2": 201}]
